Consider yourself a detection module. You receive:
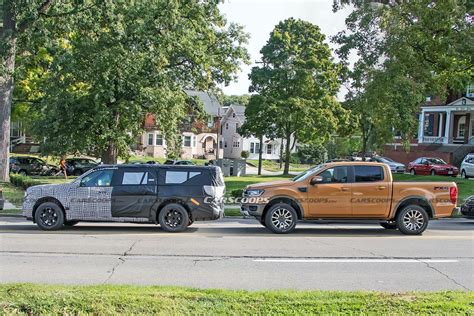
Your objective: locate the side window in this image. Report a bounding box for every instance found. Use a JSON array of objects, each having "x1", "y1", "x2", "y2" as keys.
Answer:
[
  {"x1": 164, "y1": 170, "x2": 202, "y2": 184},
  {"x1": 81, "y1": 170, "x2": 114, "y2": 187},
  {"x1": 354, "y1": 166, "x2": 384, "y2": 182},
  {"x1": 319, "y1": 167, "x2": 348, "y2": 183},
  {"x1": 121, "y1": 171, "x2": 156, "y2": 185}
]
